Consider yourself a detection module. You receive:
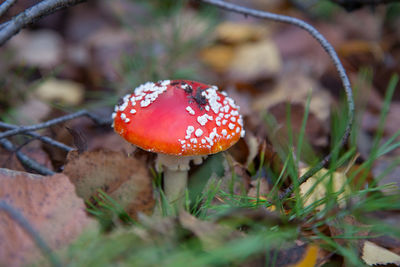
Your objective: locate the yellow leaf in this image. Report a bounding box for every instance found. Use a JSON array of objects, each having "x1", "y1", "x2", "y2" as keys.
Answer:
[
  {"x1": 289, "y1": 245, "x2": 319, "y2": 267},
  {"x1": 200, "y1": 45, "x2": 235, "y2": 72},
  {"x1": 35, "y1": 78, "x2": 85, "y2": 106},
  {"x1": 299, "y1": 168, "x2": 350, "y2": 211},
  {"x1": 215, "y1": 22, "x2": 269, "y2": 44}
]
